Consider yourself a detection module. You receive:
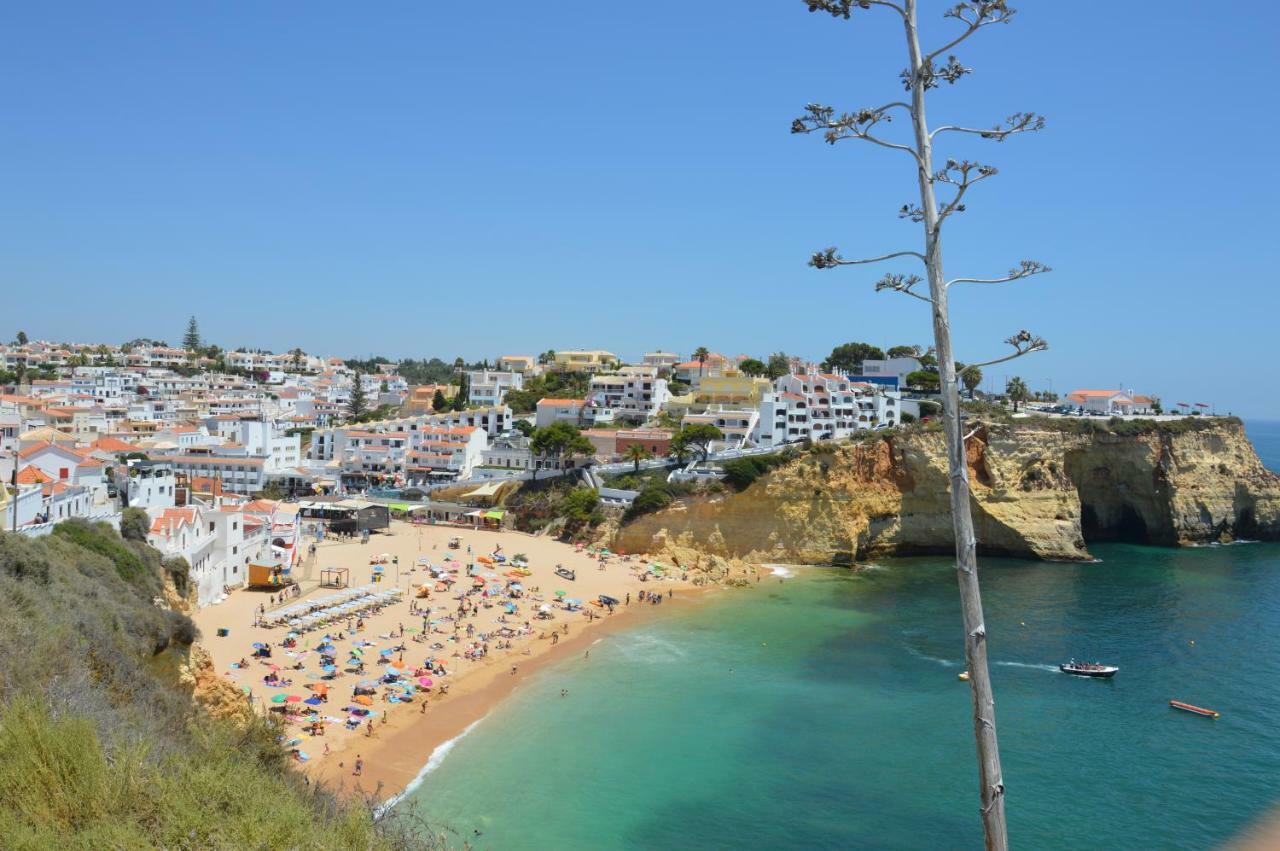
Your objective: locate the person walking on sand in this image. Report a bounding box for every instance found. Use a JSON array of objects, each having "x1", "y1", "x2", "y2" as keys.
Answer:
[
  {"x1": 353, "y1": 755, "x2": 363, "y2": 776},
  {"x1": 511, "y1": 665, "x2": 518, "y2": 676}
]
